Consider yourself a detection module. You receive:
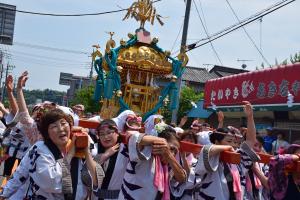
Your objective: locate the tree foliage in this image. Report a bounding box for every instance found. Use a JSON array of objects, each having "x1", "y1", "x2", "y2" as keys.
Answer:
[
  {"x1": 20, "y1": 89, "x2": 65, "y2": 105},
  {"x1": 162, "y1": 86, "x2": 204, "y2": 124},
  {"x1": 69, "y1": 85, "x2": 100, "y2": 113},
  {"x1": 290, "y1": 52, "x2": 300, "y2": 64},
  {"x1": 257, "y1": 52, "x2": 300, "y2": 70}
]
